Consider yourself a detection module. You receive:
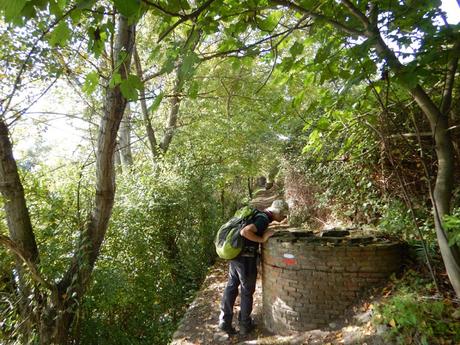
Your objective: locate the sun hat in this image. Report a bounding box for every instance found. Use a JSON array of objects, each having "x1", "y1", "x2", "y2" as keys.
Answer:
[{"x1": 269, "y1": 199, "x2": 289, "y2": 217}]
